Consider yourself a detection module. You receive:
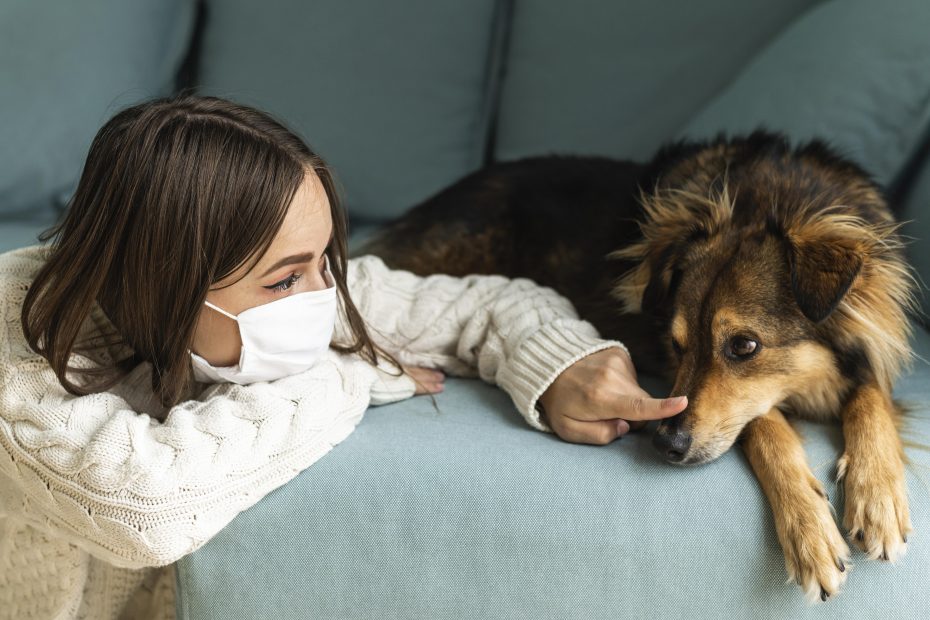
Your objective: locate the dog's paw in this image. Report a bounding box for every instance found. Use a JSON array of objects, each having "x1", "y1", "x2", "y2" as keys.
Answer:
[
  {"x1": 778, "y1": 473, "x2": 852, "y2": 602},
  {"x1": 837, "y1": 452, "x2": 912, "y2": 562}
]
